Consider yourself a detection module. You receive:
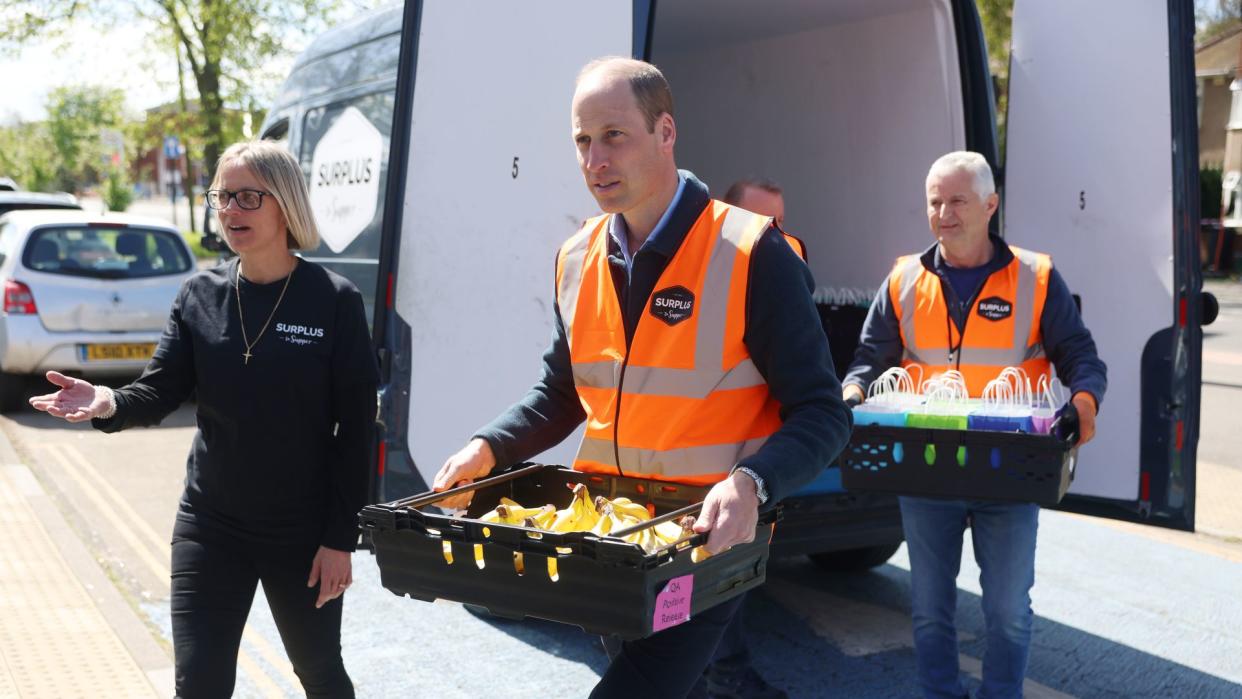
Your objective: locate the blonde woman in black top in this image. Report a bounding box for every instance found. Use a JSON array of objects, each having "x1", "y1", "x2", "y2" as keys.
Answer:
[{"x1": 31, "y1": 141, "x2": 378, "y2": 698}]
